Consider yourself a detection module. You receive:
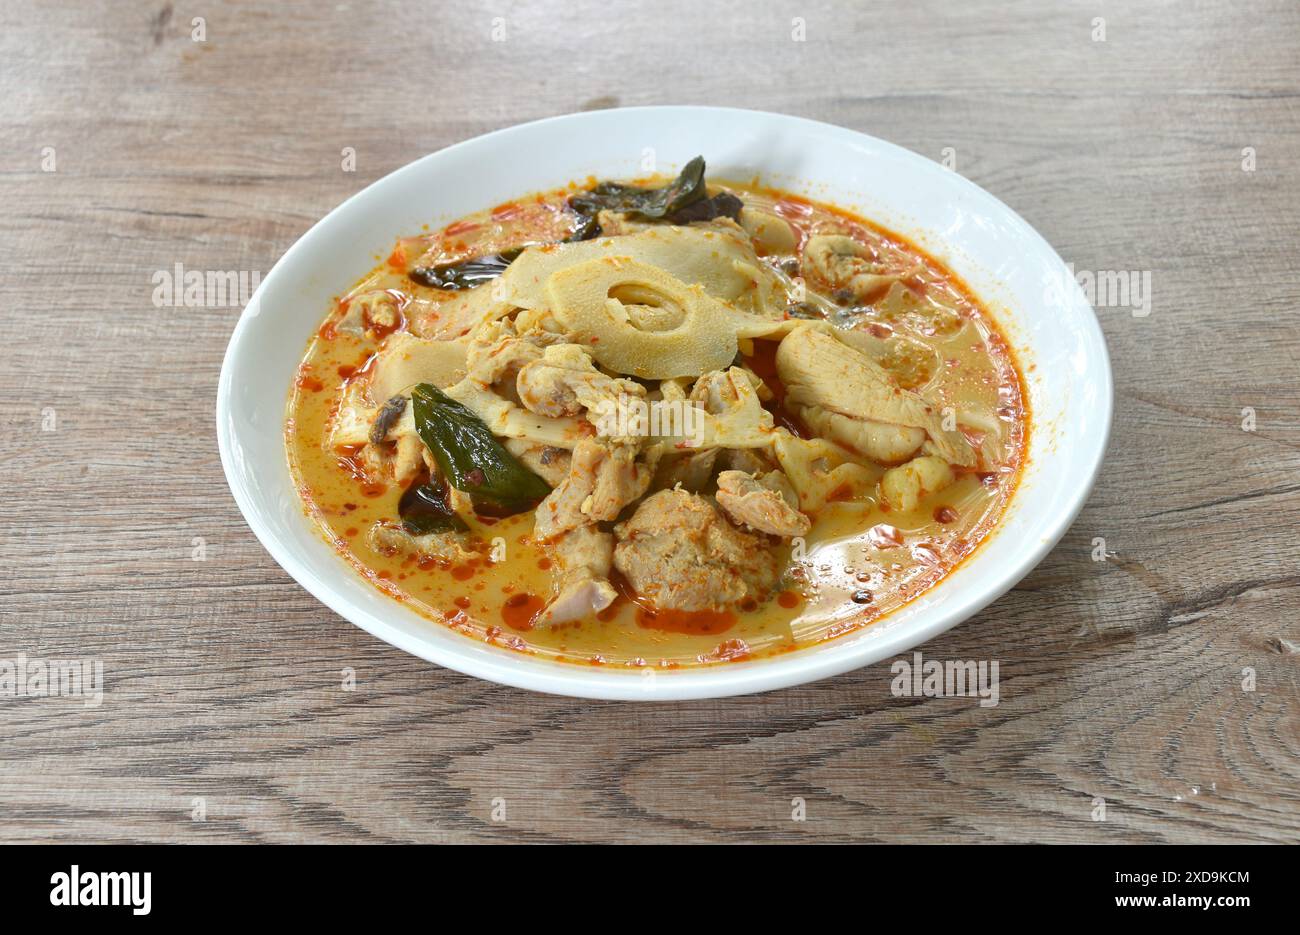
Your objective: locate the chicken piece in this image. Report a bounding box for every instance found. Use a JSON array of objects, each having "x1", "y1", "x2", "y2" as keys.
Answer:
[
  {"x1": 511, "y1": 305, "x2": 566, "y2": 336},
  {"x1": 719, "y1": 447, "x2": 772, "y2": 475},
  {"x1": 502, "y1": 439, "x2": 573, "y2": 487},
  {"x1": 801, "y1": 407, "x2": 926, "y2": 465},
  {"x1": 445, "y1": 485, "x2": 475, "y2": 517},
  {"x1": 771, "y1": 432, "x2": 879, "y2": 512},
  {"x1": 390, "y1": 433, "x2": 425, "y2": 487},
  {"x1": 337, "y1": 290, "x2": 401, "y2": 338},
  {"x1": 533, "y1": 438, "x2": 653, "y2": 541},
  {"x1": 735, "y1": 365, "x2": 774, "y2": 403},
  {"x1": 715, "y1": 470, "x2": 811, "y2": 538},
  {"x1": 834, "y1": 328, "x2": 941, "y2": 391},
  {"x1": 360, "y1": 292, "x2": 400, "y2": 331},
  {"x1": 674, "y1": 366, "x2": 775, "y2": 449},
  {"x1": 516, "y1": 343, "x2": 646, "y2": 429},
  {"x1": 776, "y1": 325, "x2": 976, "y2": 467},
  {"x1": 803, "y1": 234, "x2": 917, "y2": 303},
  {"x1": 464, "y1": 320, "x2": 569, "y2": 387},
  {"x1": 336, "y1": 394, "x2": 417, "y2": 486},
  {"x1": 879, "y1": 455, "x2": 955, "y2": 513},
  {"x1": 613, "y1": 489, "x2": 779, "y2": 612},
  {"x1": 536, "y1": 525, "x2": 617, "y2": 626},
  {"x1": 653, "y1": 448, "x2": 718, "y2": 493},
  {"x1": 360, "y1": 401, "x2": 425, "y2": 488},
  {"x1": 367, "y1": 521, "x2": 477, "y2": 564},
  {"x1": 693, "y1": 365, "x2": 764, "y2": 410}
]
